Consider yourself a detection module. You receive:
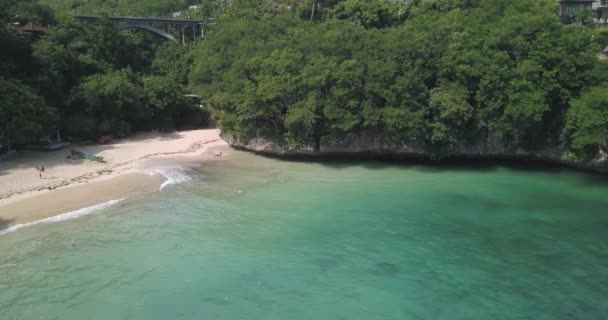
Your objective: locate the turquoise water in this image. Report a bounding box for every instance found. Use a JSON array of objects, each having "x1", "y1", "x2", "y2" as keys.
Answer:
[{"x1": 1, "y1": 153, "x2": 608, "y2": 319}]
